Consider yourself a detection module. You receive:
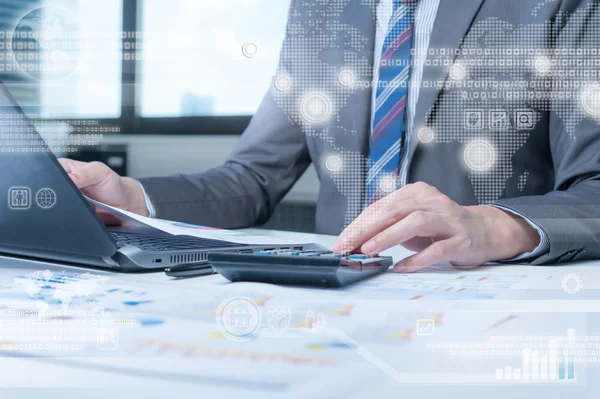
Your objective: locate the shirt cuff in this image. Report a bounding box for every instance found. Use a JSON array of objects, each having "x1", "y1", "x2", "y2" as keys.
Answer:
[
  {"x1": 492, "y1": 204, "x2": 550, "y2": 261},
  {"x1": 137, "y1": 181, "x2": 156, "y2": 218}
]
